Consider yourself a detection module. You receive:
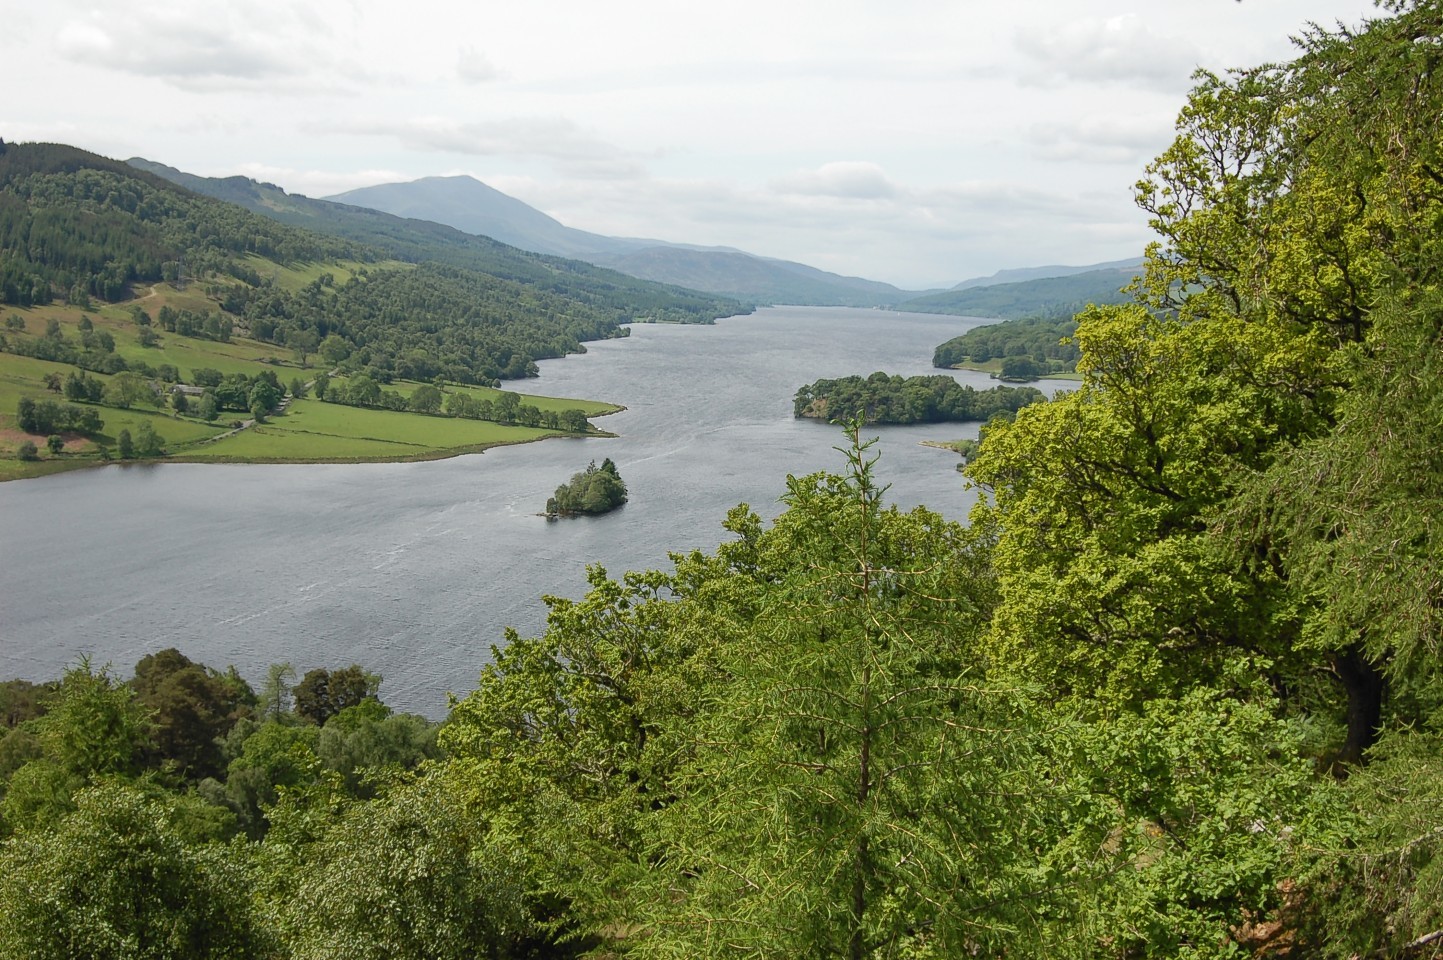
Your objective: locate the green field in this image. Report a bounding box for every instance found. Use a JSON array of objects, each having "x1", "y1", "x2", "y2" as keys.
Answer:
[
  {"x1": 182, "y1": 400, "x2": 561, "y2": 462},
  {"x1": 388, "y1": 379, "x2": 621, "y2": 417},
  {"x1": 245, "y1": 257, "x2": 411, "y2": 293},
  {"x1": 1, "y1": 283, "x2": 622, "y2": 480}
]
